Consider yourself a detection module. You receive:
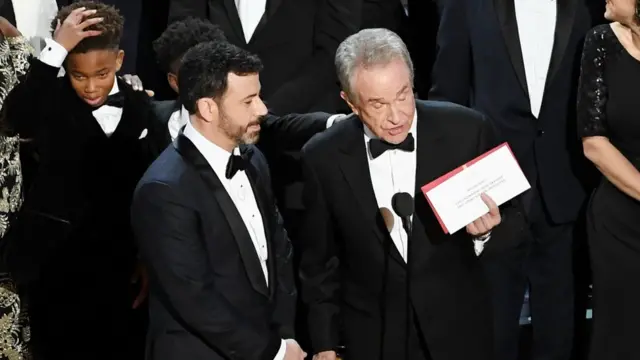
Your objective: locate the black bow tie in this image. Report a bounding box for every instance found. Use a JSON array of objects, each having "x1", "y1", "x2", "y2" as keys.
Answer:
[
  {"x1": 225, "y1": 154, "x2": 248, "y2": 179},
  {"x1": 369, "y1": 133, "x2": 415, "y2": 159},
  {"x1": 102, "y1": 92, "x2": 125, "y2": 108}
]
